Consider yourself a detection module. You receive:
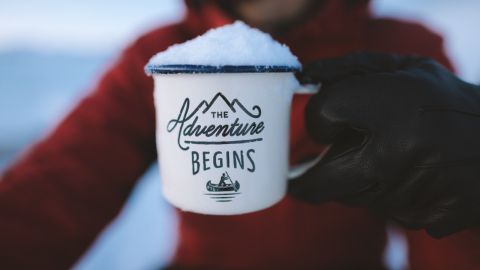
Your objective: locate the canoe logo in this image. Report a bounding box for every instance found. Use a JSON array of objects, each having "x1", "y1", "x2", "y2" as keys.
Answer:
[{"x1": 204, "y1": 171, "x2": 241, "y2": 202}]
